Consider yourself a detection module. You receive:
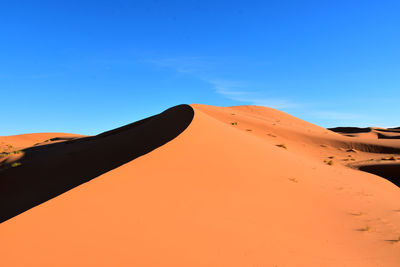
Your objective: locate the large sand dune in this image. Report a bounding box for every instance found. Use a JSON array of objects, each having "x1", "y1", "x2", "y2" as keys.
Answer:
[{"x1": 0, "y1": 104, "x2": 399, "y2": 266}]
